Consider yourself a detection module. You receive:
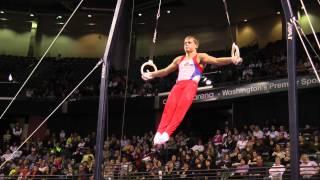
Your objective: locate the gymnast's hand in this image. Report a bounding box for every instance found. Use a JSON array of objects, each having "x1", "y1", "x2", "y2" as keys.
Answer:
[
  {"x1": 141, "y1": 72, "x2": 154, "y2": 81},
  {"x1": 231, "y1": 56, "x2": 242, "y2": 65}
]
